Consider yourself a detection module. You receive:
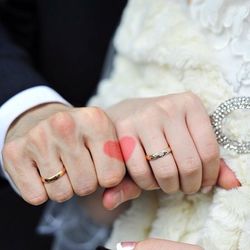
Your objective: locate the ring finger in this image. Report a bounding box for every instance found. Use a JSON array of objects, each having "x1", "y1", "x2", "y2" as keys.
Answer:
[
  {"x1": 34, "y1": 149, "x2": 74, "y2": 202},
  {"x1": 139, "y1": 128, "x2": 179, "y2": 194}
]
